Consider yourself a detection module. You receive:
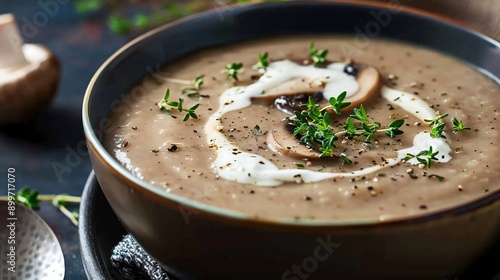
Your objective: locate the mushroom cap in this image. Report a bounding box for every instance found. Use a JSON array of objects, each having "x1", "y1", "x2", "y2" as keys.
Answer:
[{"x1": 0, "y1": 44, "x2": 60, "y2": 124}]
